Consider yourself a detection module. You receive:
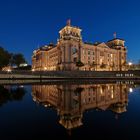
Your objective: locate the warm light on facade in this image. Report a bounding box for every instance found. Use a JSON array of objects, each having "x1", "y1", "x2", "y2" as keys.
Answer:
[
  {"x1": 111, "y1": 93, "x2": 114, "y2": 99},
  {"x1": 100, "y1": 88, "x2": 103, "y2": 95},
  {"x1": 32, "y1": 20, "x2": 127, "y2": 71}
]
